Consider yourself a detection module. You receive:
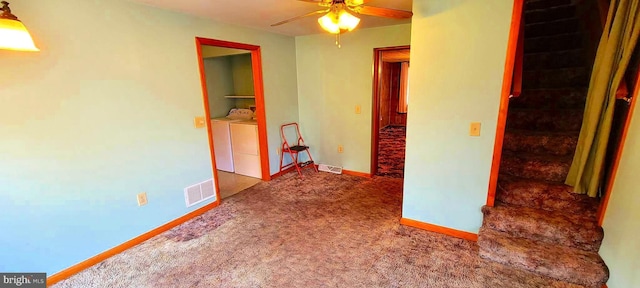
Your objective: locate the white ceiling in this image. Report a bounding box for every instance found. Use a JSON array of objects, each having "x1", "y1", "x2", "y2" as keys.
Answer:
[{"x1": 129, "y1": 0, "x2": 413, "y2": 36}]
